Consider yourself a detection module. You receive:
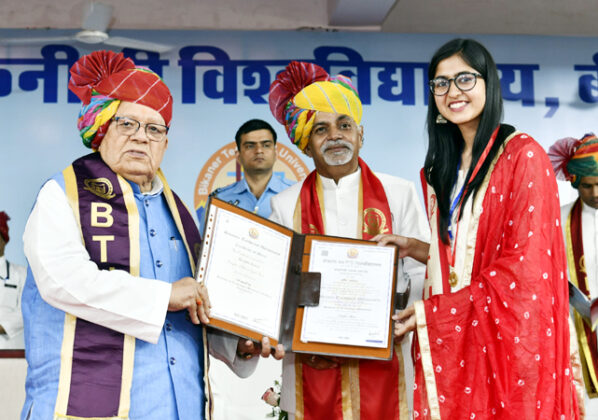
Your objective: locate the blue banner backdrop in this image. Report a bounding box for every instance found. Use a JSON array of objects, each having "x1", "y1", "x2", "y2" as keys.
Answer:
[{"x1": 1, "y1": 29, "x2": 597, "y2": 265}]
